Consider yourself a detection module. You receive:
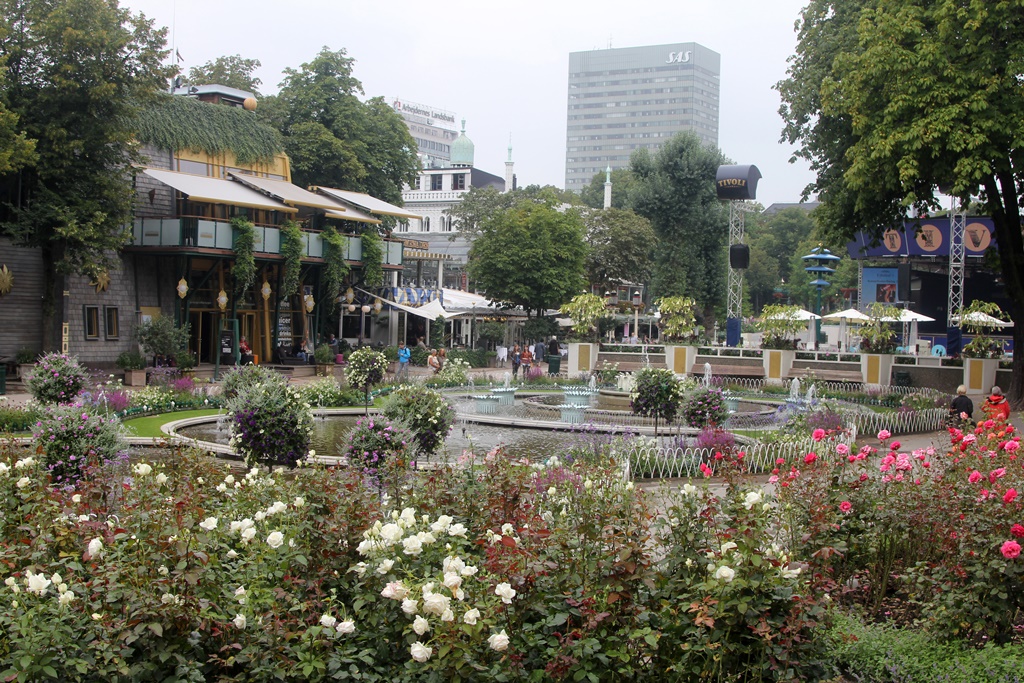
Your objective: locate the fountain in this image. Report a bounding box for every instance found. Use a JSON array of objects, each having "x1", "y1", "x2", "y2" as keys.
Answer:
[
  {"x1": 805, "y1": 383, "x2": 817, "y2": 405},
  {"x1": 789, "y1": 378, "x2": 802, "y2": 403},
  {"x1": 703, "y1": 362, "x2": 712, "y2": 388},
  {"x1": 490, "y1": 372, "x2": 518, "y2": 406}
]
